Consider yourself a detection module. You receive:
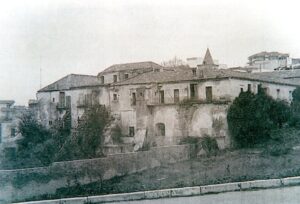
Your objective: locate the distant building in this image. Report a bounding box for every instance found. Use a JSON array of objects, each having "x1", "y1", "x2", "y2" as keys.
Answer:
[
  {"x1": 0, "y1": 101, "x2": 26, "y2": 149},
  {"x1": 247, "y1": 51, "x2": 300, "y2": 72}
]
